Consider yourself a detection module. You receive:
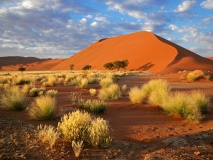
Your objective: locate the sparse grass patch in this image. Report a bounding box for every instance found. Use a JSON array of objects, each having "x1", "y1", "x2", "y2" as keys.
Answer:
[
  {"x1": 28, "y1": 96, "x2": 56, "y2": 120},
  {"x1": 46, "y1": 90, "x2": 58, "y2": 98},
  {"x1": 98, "y1": 84, "x2": 121, "y2": 100},
  {"x1": 1, "y1": 86, "x2": 27, "y2": 111},
  {"x1": 79, "y1": 78, "x2": 88, "y2": 89},
  {"x1": 89, "y1": 88, "x2": 97, "y2": 96},
  {"x1": 29, "y1": 87, "x2": 46, "y2": 97},
  {"x1": 80, "y1": 99, "x2": 108, "y2": 114},
  {"x1": 88, "y1": 118, "x2": 112, "y2": 148},
  {"x1": 99, "y1": 78, "x2": 113, "y2": 88},
  {"x1": 37, "y1": 124, "x2": 59, "y2": 149},
  {"x1": 57, "y1": 110, "x2": 92, "y2": 142},
  {"x1": 128, "y1": 87, "x2": 145, "y2": 104}
]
